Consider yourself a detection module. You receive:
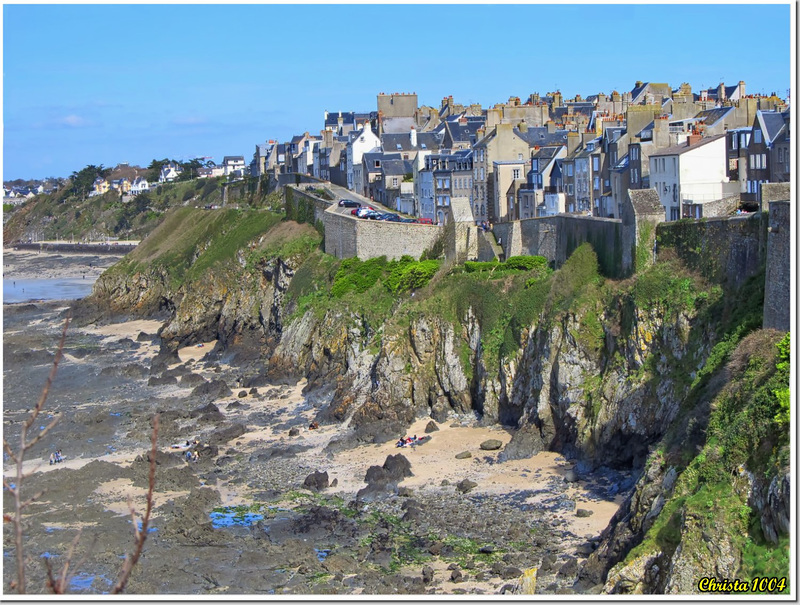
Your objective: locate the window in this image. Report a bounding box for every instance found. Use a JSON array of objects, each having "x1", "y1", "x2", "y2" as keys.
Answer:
[
  {"x1": 761, "y1": 153, "x2": 767, "y2": 168},
  {"x1": 480, "y1": 168, "x2": 485, "y2": 180},
  {"x1": 754, "y1": 129, "x2": 762, "y2": 144},
  {"x1": 567, "y1": 164, "x2": 573, "y2": 176},
  {"x1": 567, "y1": 184, "x2": 574, "y2": 195},
  {"x1": 731, "y1": 135, "x2": 738, "y2": 150},
  {"x1": 513, "y1": 169, "x2": 520, "y2": 179},
  {"x1": 593, "y1": 157, "x2": 600, "y2": 171},
  {"x1": 778, "y1": 148, "x2": 783, "y2": 163},
  {"x1": 392, "y1": 177, "x2": 398, "y2": 187},
  {"x1": 518, "y1": 153, "x2": 523, "y2": 160},
  {"x1": 593, "y1": 176, "x2": 600, "y2": 190}
]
